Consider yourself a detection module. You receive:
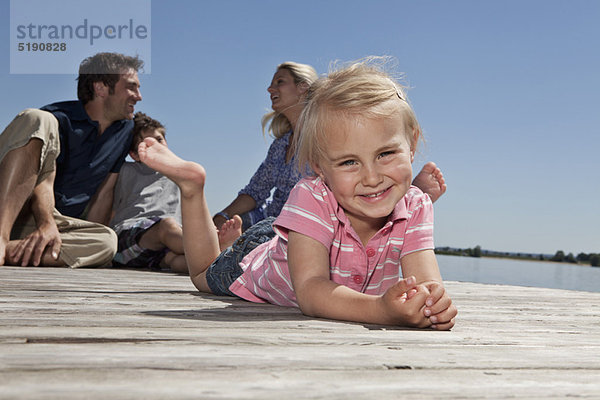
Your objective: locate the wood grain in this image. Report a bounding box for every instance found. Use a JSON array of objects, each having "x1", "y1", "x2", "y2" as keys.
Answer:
[{"x1": 1, "y1": 266, "x2": 599, "y2": 399}]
